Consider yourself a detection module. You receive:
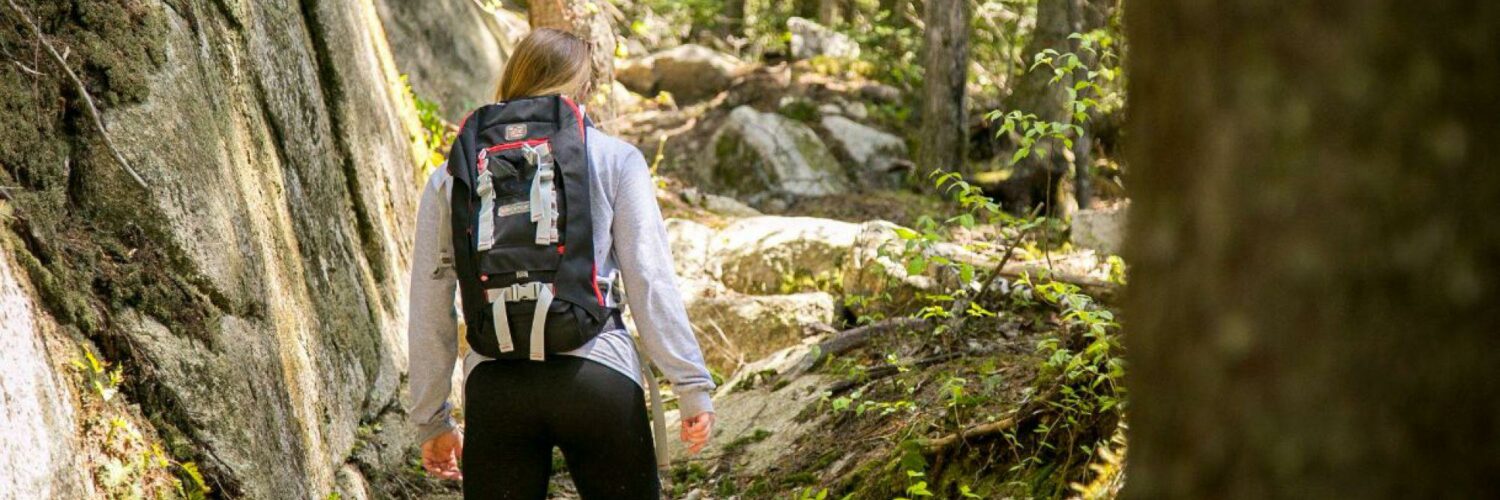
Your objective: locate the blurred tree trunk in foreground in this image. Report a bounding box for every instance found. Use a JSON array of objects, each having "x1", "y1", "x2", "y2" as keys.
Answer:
[
  {"x1": 917, "y1": 0, "x2": 971, "y2": 179},
  {"x1": 994, "y1": 0, "x2": 1112, "y2": 213},
  {"x1": 1123, "y1": 0, "x2": 1500, "y2": 498},
  {"x1": 526, "y1": 0, "x2": 617, "y2": 127}
]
